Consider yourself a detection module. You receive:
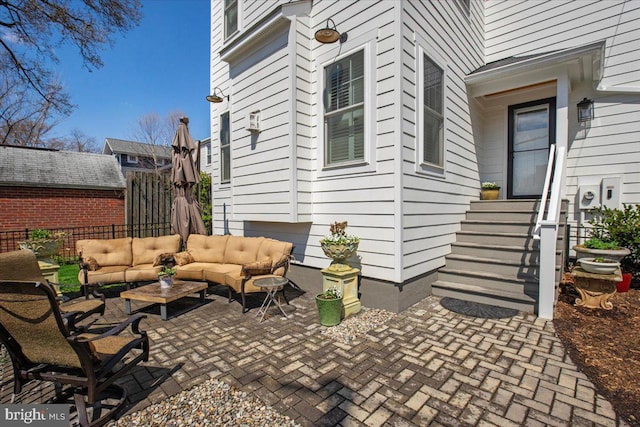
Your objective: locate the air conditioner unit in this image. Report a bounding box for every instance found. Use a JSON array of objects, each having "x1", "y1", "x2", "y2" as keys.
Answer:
[{"x1": 247, "y1": 111, "x2": 260, "y2": 133}]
